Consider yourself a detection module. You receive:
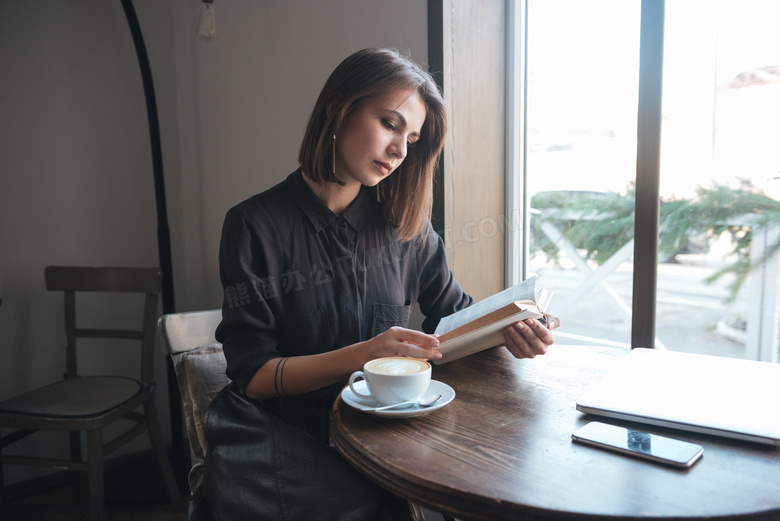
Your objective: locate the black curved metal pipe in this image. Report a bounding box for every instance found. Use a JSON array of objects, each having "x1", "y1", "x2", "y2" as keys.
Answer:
[{"x1": 119, "y1": 0, "x2": 186, "y2": 488}]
